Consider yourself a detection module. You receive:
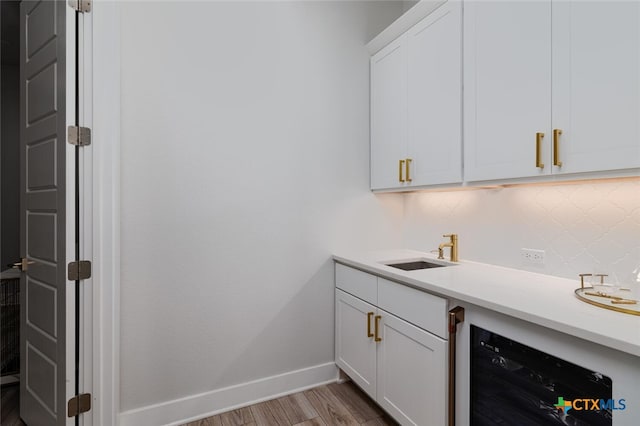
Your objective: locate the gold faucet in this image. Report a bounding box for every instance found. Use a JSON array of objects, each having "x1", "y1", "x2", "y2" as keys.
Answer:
[{"x1": 438, "y1": 234, "x2": 458, "y2": 262}]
